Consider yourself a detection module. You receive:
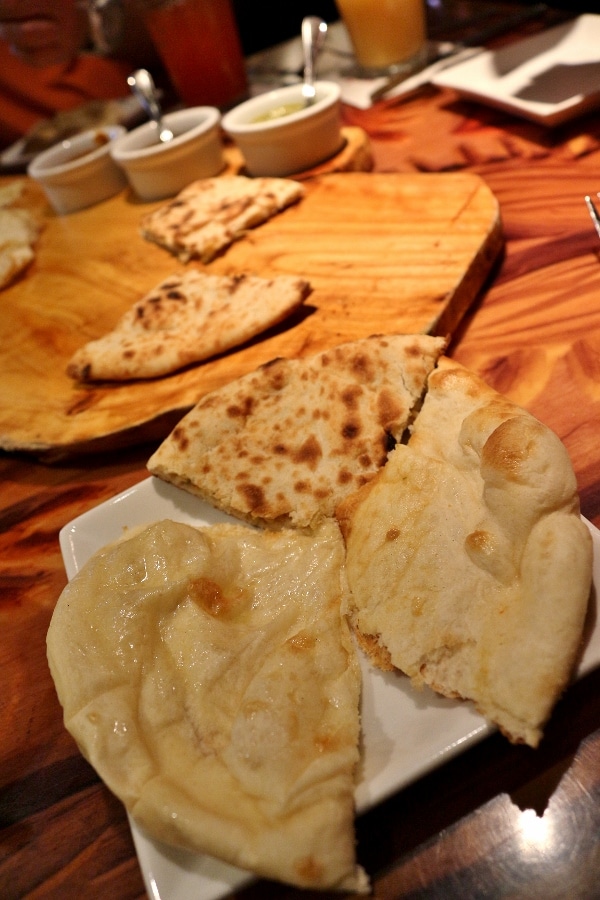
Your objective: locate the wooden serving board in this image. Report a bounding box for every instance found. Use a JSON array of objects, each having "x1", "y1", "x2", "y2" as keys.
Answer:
[{"x1": 0, "y1": 170, "x2": 502, "y2": 459}]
